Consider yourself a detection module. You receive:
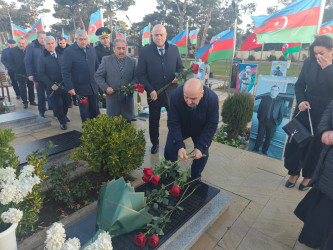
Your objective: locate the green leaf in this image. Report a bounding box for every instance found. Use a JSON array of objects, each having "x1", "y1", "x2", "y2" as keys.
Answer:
[
  {"x1": 152, "y1": 216, "x2": 160, "y2": 221},
  {"x1": 154, "y1": 203, "x2": 158, "y2": 210},
  {"x1": 163, "y1": 198, "x2": 169, "y2": 205},
  {"x1": 159, "y1": 229, "x2": 164, "y2": 236},
  {"x1": 177, "y1": 206, "x2": 184, "y2": 211}
]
